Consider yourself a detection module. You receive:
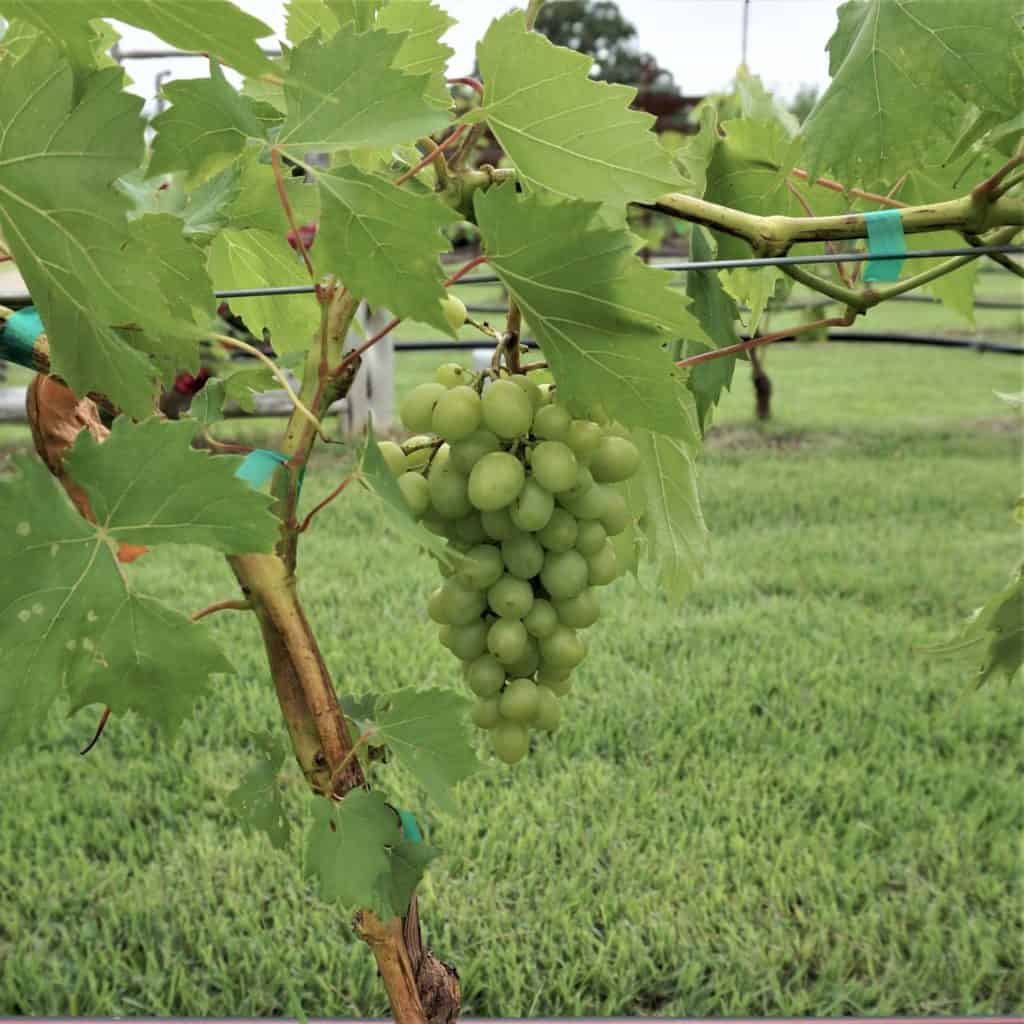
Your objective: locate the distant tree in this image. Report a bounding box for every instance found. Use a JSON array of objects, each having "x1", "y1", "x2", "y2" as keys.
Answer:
[{"x1": 789, "y1": 83, "x2": 820, "y2": 124}]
